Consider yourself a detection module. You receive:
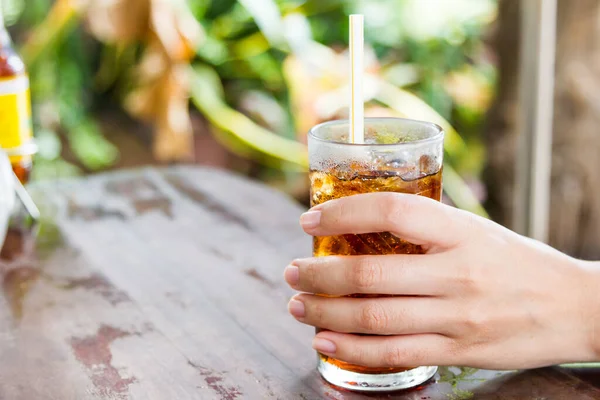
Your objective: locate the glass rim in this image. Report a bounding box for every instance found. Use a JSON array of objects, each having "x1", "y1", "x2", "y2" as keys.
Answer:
[{"x1": 308, "y1": 117, "x2": 444, "y2": 147}]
